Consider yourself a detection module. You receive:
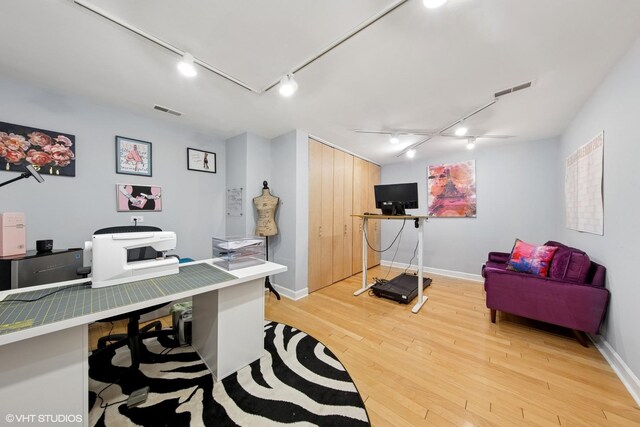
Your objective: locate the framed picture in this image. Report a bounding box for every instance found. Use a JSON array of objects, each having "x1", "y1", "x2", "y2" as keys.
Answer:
[
  {"x1": 116, "y1": 183, "x2": 162, "y2": 212},
  {"x1": 116, "y1": 136, "x2": 152, "y2": 176},
  {"x1": 0, "y1": 120, "x2": 76, "y2": 177},
  {"x1": 187, "y1": 148, "x2": 216, "y2": 173},
  {"x1": 427, "y1": 160, "x2": 476, "y2": 218}
]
